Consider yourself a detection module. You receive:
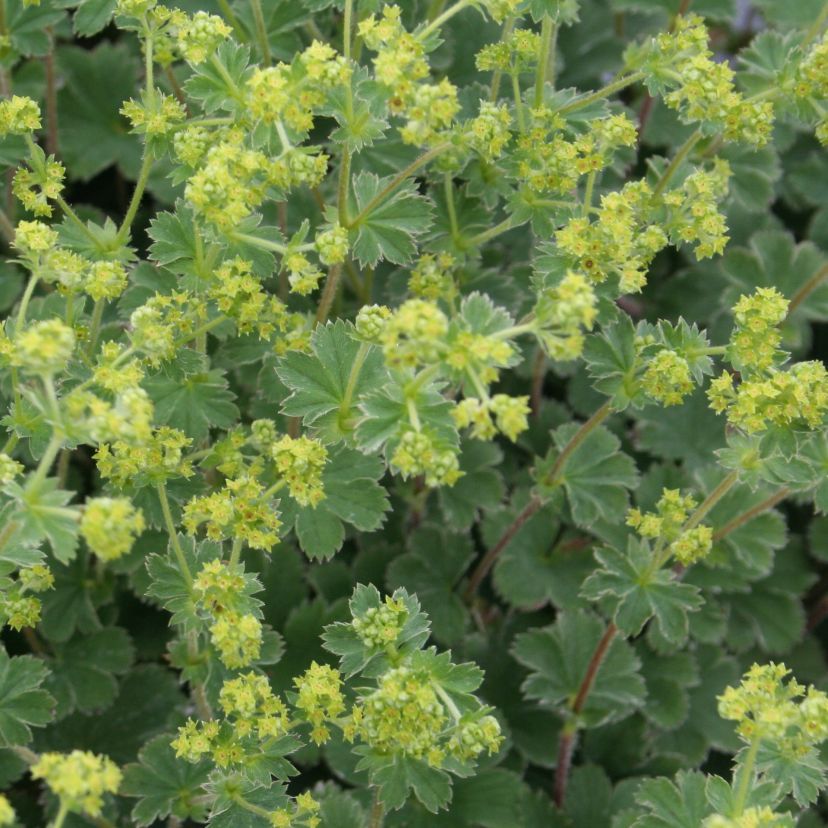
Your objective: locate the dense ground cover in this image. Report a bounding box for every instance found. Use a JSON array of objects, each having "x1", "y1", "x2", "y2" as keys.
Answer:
[{"x1": 0, "y1": 0, "x2": 826, "y2": 825}]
